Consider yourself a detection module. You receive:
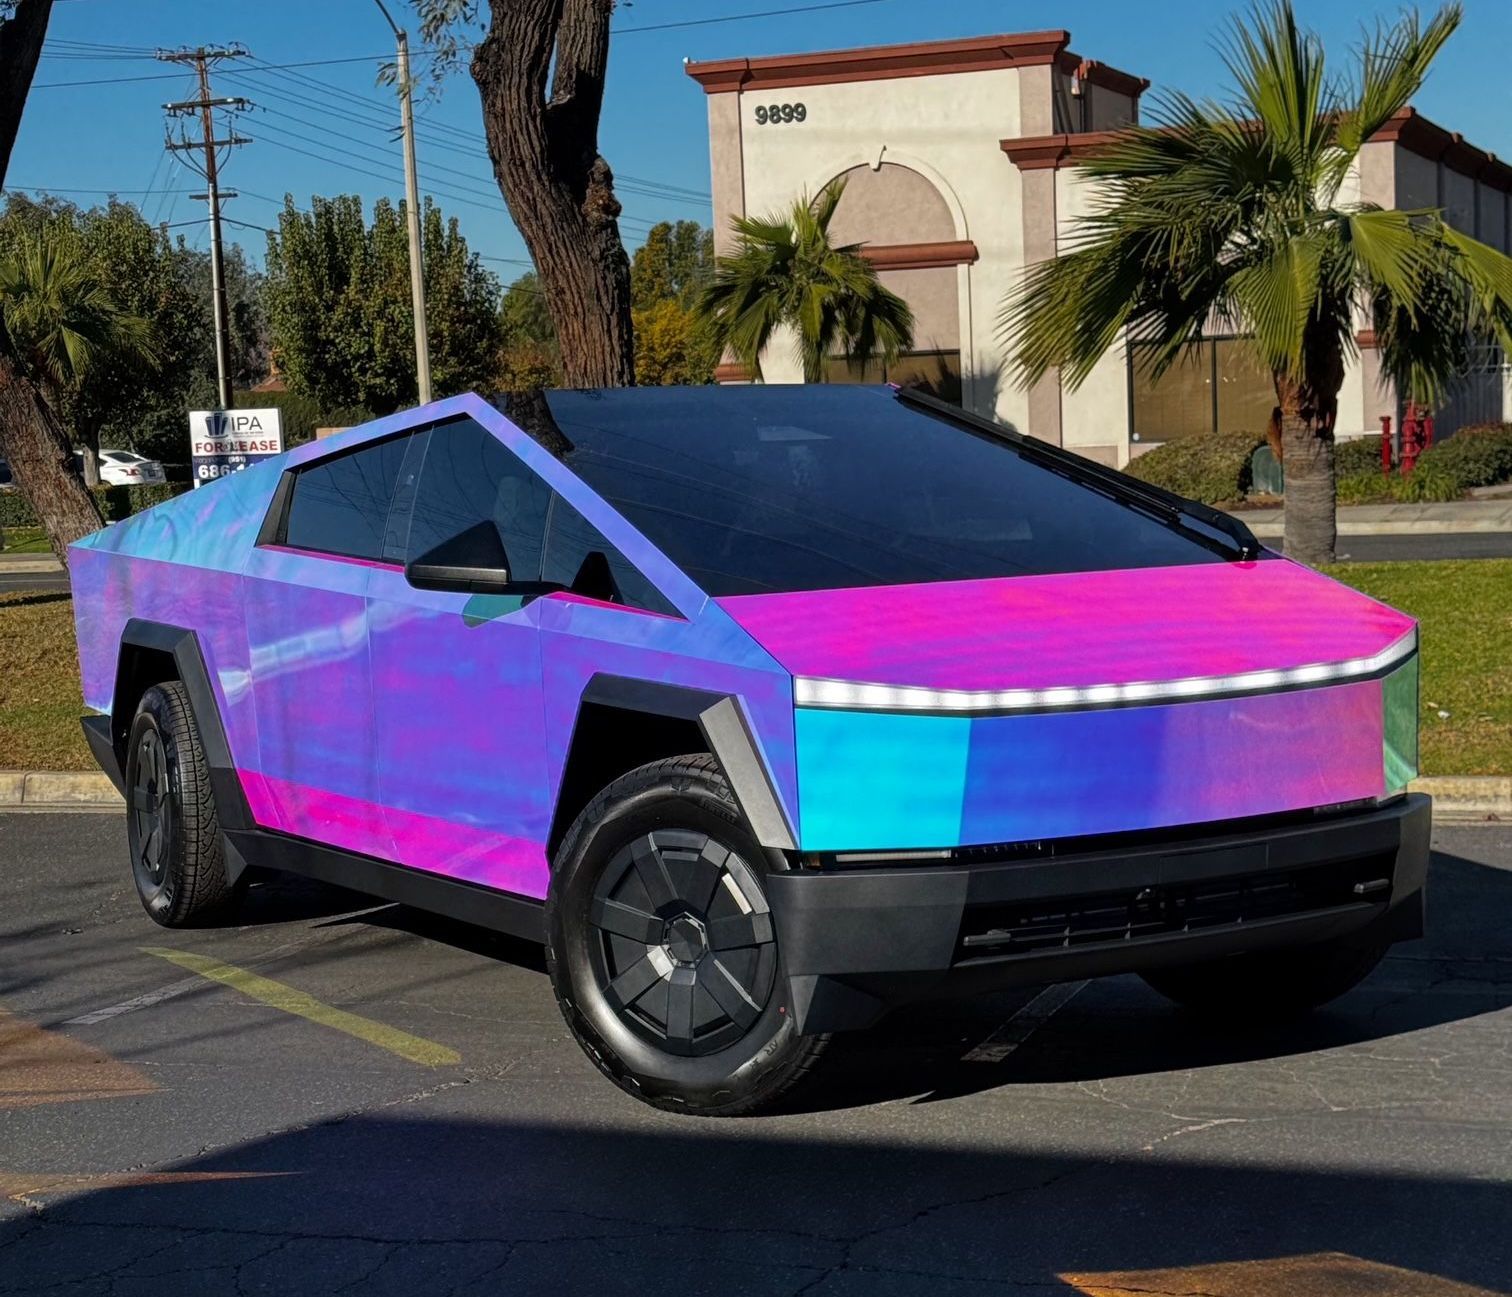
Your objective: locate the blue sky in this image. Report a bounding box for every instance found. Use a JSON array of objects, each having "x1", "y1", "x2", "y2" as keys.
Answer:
[{"x1": 14, "y1": 0, "x2": 1511, "y2": 283}]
